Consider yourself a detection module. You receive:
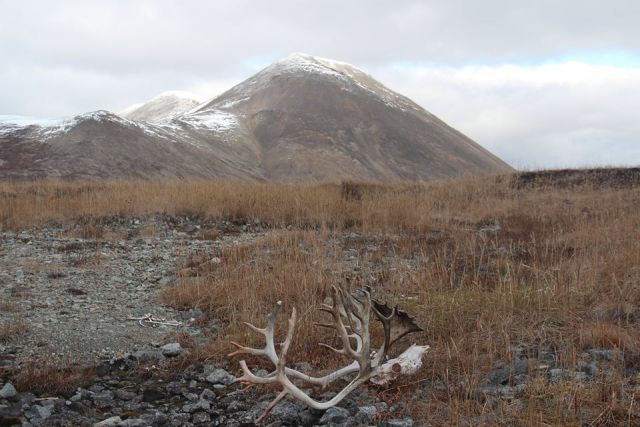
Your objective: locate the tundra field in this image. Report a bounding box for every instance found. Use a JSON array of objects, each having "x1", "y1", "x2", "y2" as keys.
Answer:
[{"x1": 1, "y1": 168, "x2": 640, "y2": 426}]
